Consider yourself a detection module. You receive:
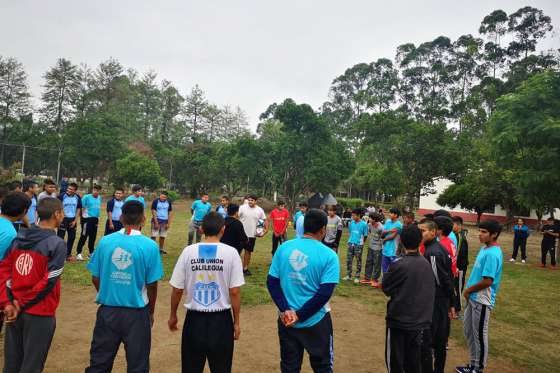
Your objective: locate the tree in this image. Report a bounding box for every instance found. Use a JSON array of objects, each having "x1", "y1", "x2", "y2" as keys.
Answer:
[
  {"x1": 182, "y1": 85, "x2": 207, "y2": 143},
  {"x1": 159, "y1": 80, "x2": 183, "y2": 145},
  {"x1": 40, "y1": 58, "x2": 81, "y2": 135},
  {"x1": 479, "y1": 9, "x2": 508, "y2": 78},
  {"x1": 507, "y1": 6, "x2": 553, "y2": 60},
  {"x1": 489, "y1": 70, "x2": 560, "y2": 214},
  {"x1": 115, "y1": 151, "x2": 165, "y2": 190},
  {"x1": 137, "y1": 71, "x2": 161, "y2": 139},
  {"x1": 0, "y1": 56, "x2": 30, "y2": 166}
]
